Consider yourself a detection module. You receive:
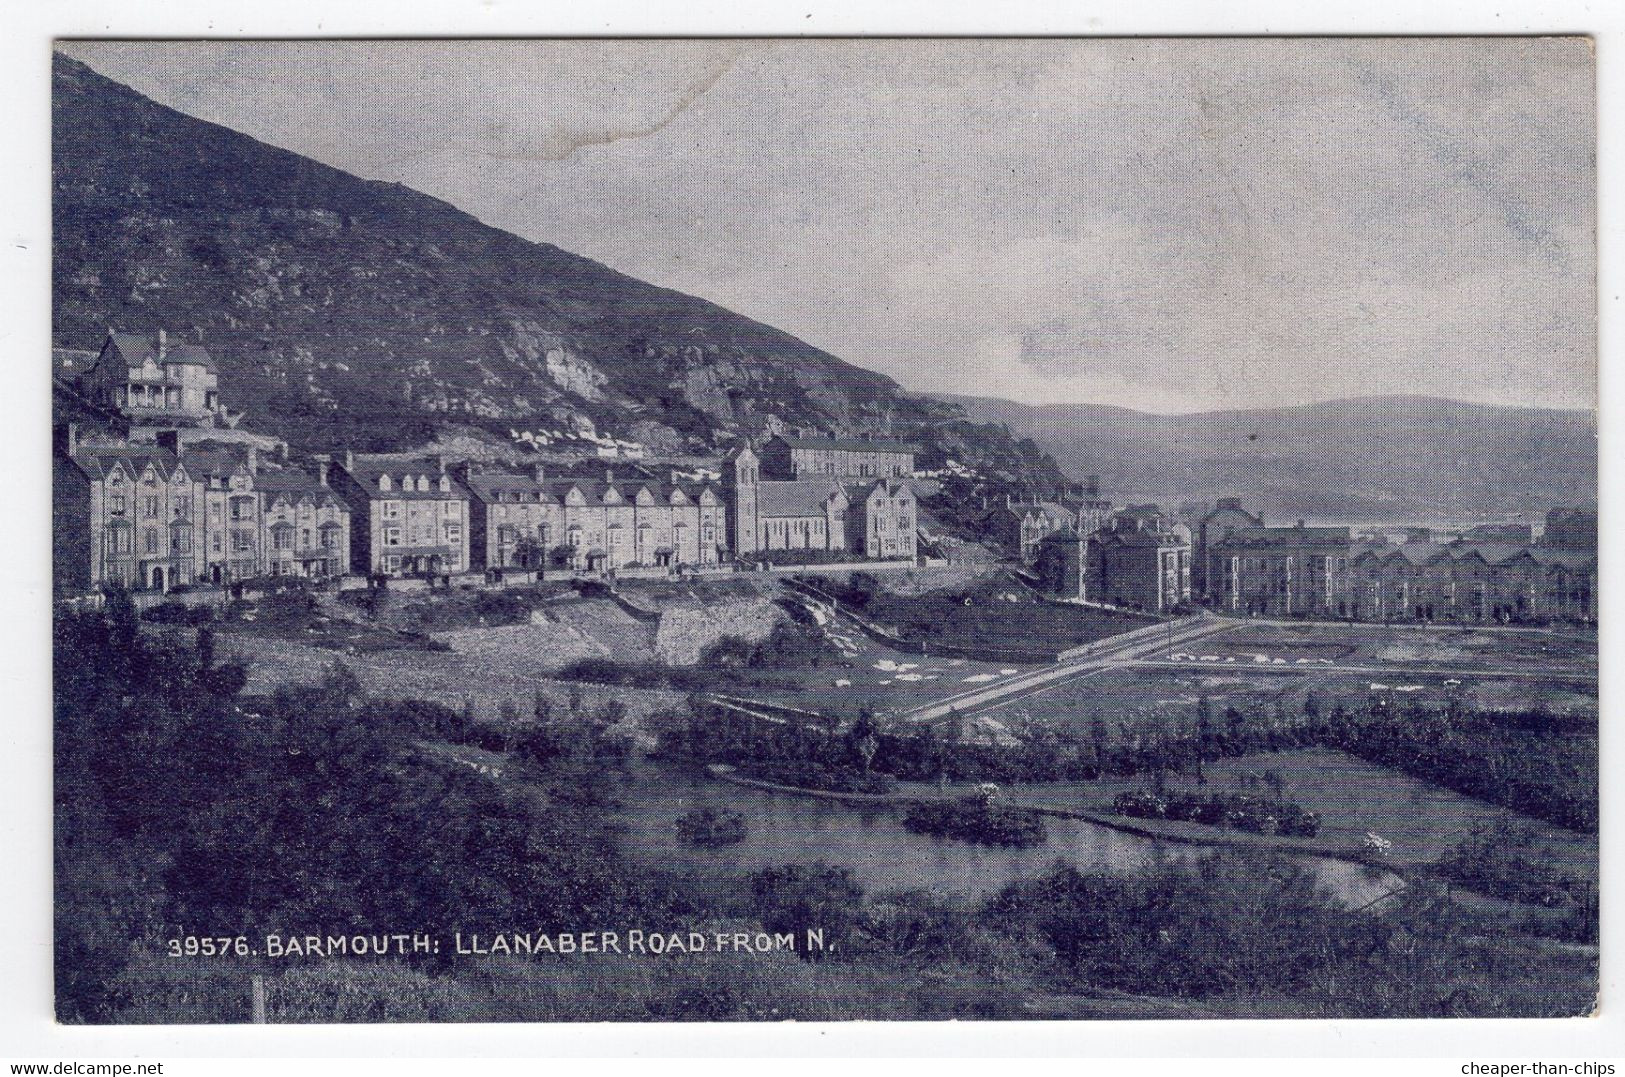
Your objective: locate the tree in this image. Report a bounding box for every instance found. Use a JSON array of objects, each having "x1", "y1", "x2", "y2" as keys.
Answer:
[
  {"x1": 848, "y1": 708, "x2": 880, "y2": 773},
  {"x1": 748, "y1": 863, "x2": 865, "y2": 961},
  {"x1": 1194, "y1": 696, "x2": 1212, "y2": 785}
]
